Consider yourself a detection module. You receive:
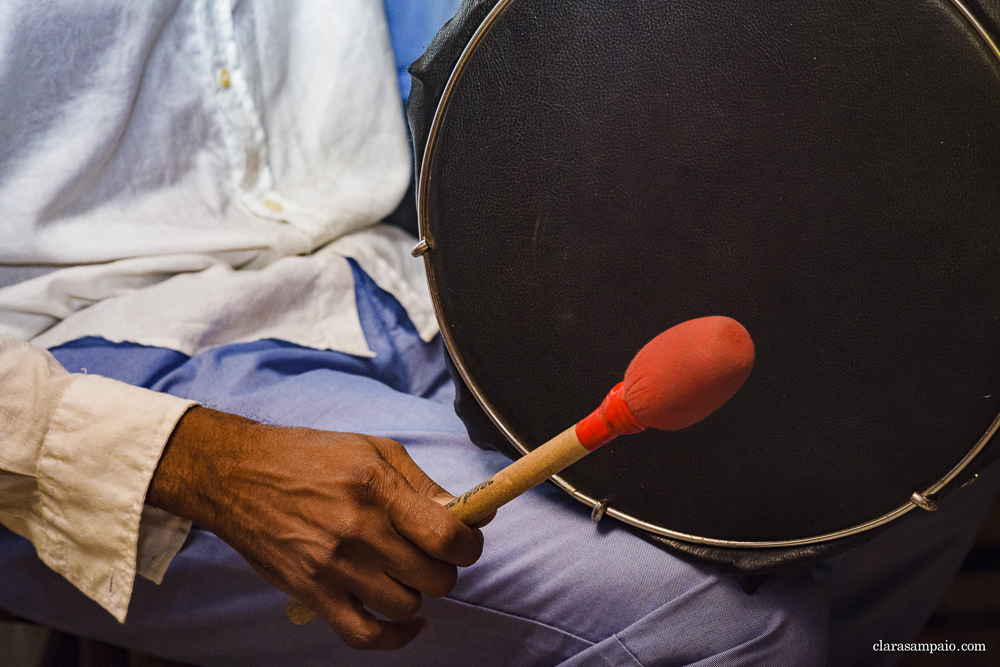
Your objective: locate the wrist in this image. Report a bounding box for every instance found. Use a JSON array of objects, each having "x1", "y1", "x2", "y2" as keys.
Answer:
[{"x1": 146, "y1": 406, "x2": 256, "y2": 532}]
